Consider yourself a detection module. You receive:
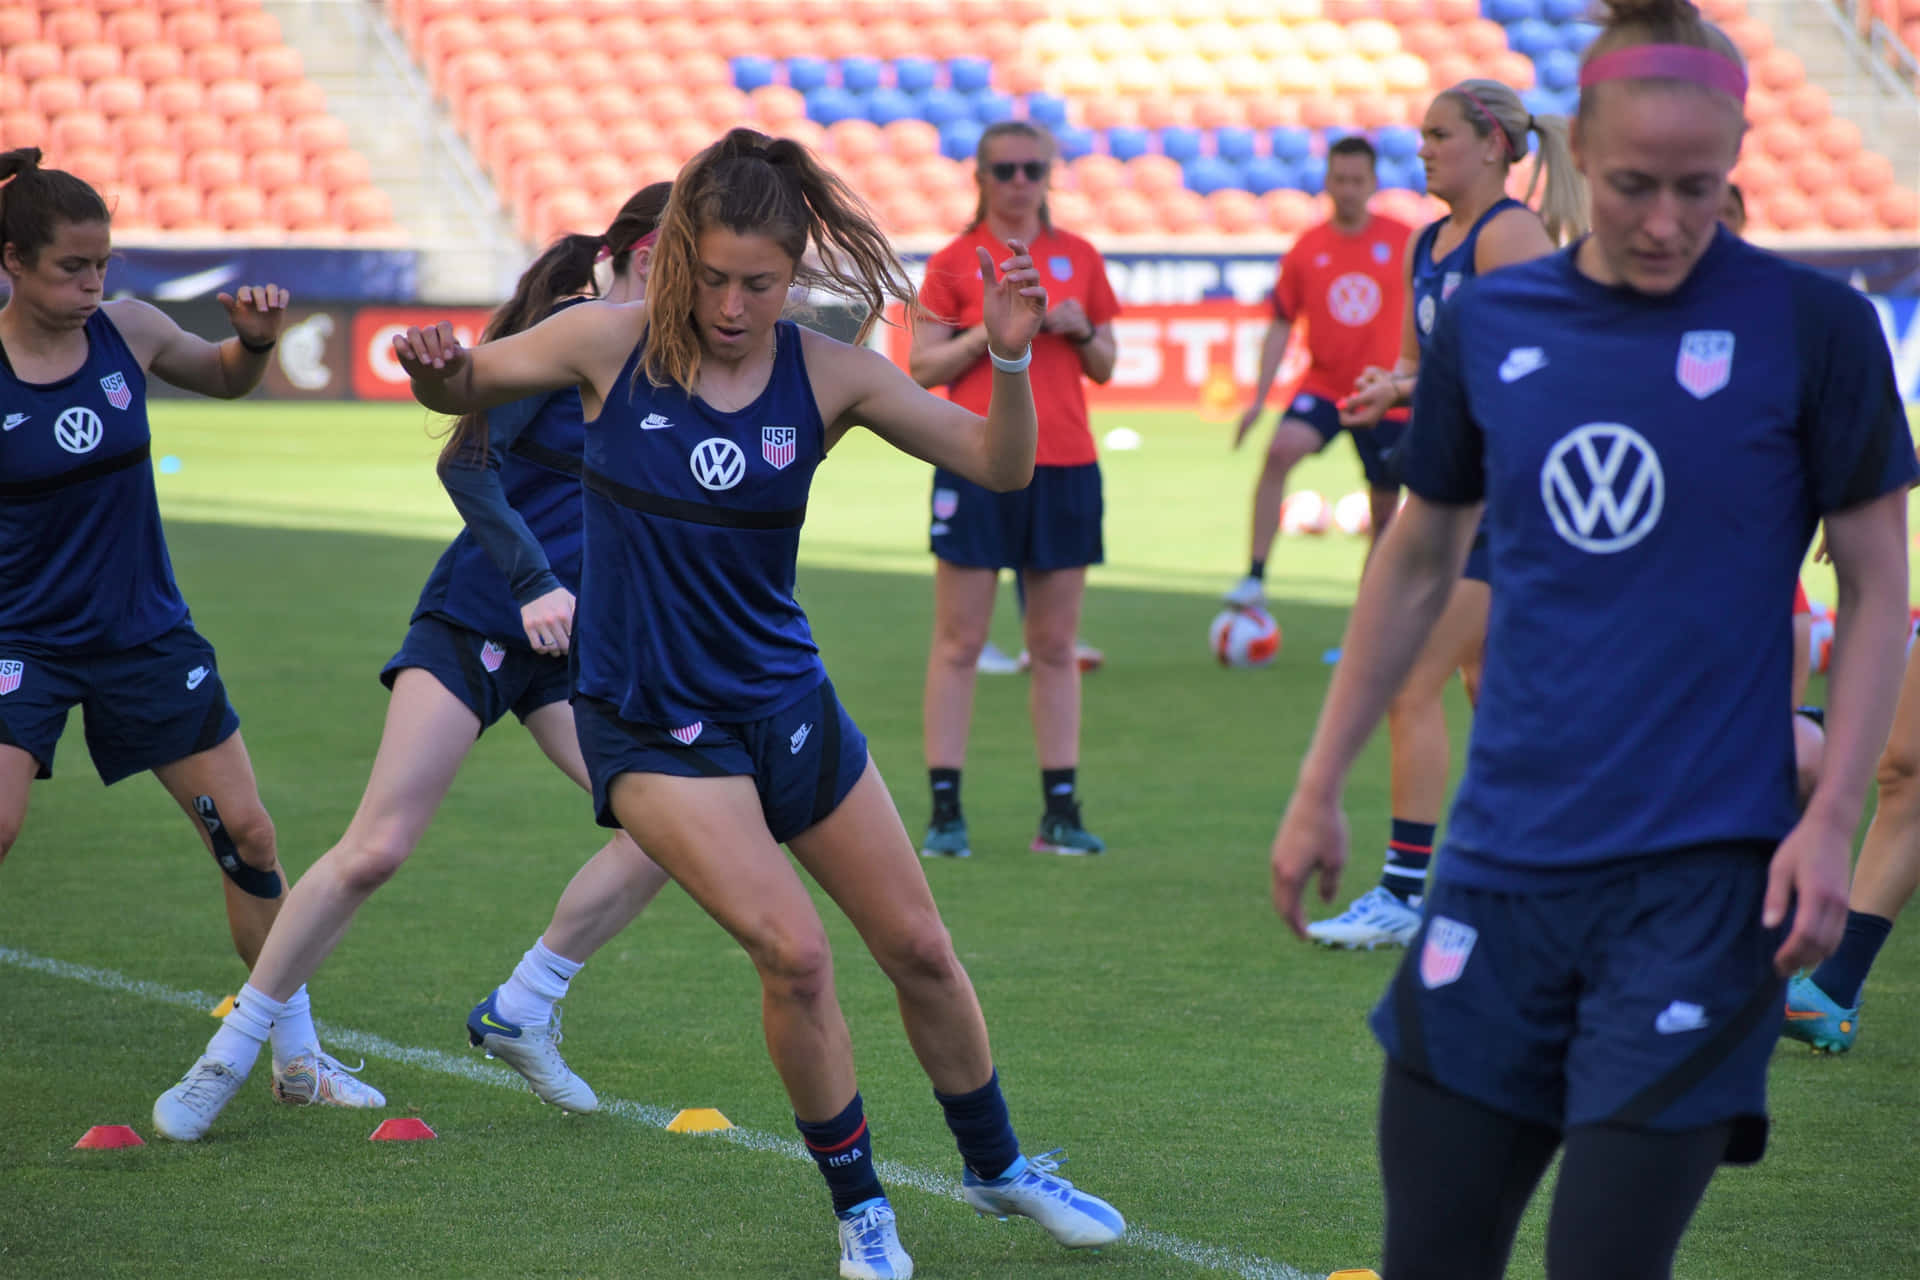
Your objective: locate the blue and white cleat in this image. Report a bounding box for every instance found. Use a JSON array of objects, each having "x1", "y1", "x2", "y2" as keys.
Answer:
[
  {"x1": 837, "y1": 1197, "x2": 913, "y2": 1279},
  {"x1": 1782, "y1": 972, "x2": 1860, "y2": 1054},
  {"x1": 467, "y1": 990, "x2": 599, "y2": 1112},
  {"x1": 962, "y1": 1150, "x2": 1125, "y2": 1249},
  {"x1": 1306, "y1": 886, "x2": 1421, "y2": 949}
]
